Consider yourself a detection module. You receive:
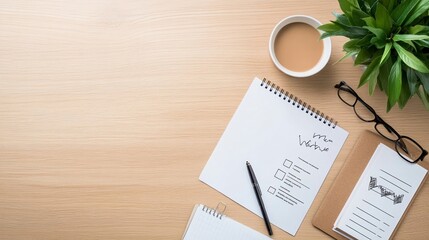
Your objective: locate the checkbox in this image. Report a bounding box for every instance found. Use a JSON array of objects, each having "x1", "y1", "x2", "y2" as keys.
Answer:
[
  {"x1": 268, "y1": 186, "x2": 276, "y2": 195},
  {"x1": 284, "y1": 159, "x2": 293, "y2": 168},
  {"x1": 275, "y1": 169, "x2": 286, "y2": 181}
]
